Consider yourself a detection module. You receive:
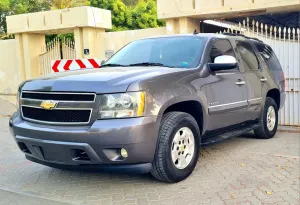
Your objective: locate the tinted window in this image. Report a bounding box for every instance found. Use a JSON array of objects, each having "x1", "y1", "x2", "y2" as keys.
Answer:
[
  {"x1": 254, "y1": 42, "x2": 282, "y2": 71},
  {"x1": 236, "y1": 41, "x2": 259, "y2": 71},
  {"x1": 210, "y1": 39, "x2": 235, "y2": 62},
  {"x1": 105, "y1": 37, "x2": 207, "y2": 68}
]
